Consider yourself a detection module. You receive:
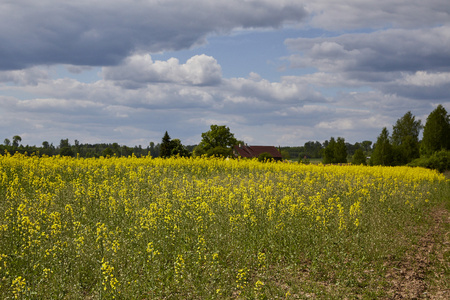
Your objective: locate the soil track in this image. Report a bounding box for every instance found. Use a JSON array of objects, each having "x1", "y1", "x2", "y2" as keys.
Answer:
[{"x1": 384, "y1": 206, "x2": 450, "y2": 299}]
